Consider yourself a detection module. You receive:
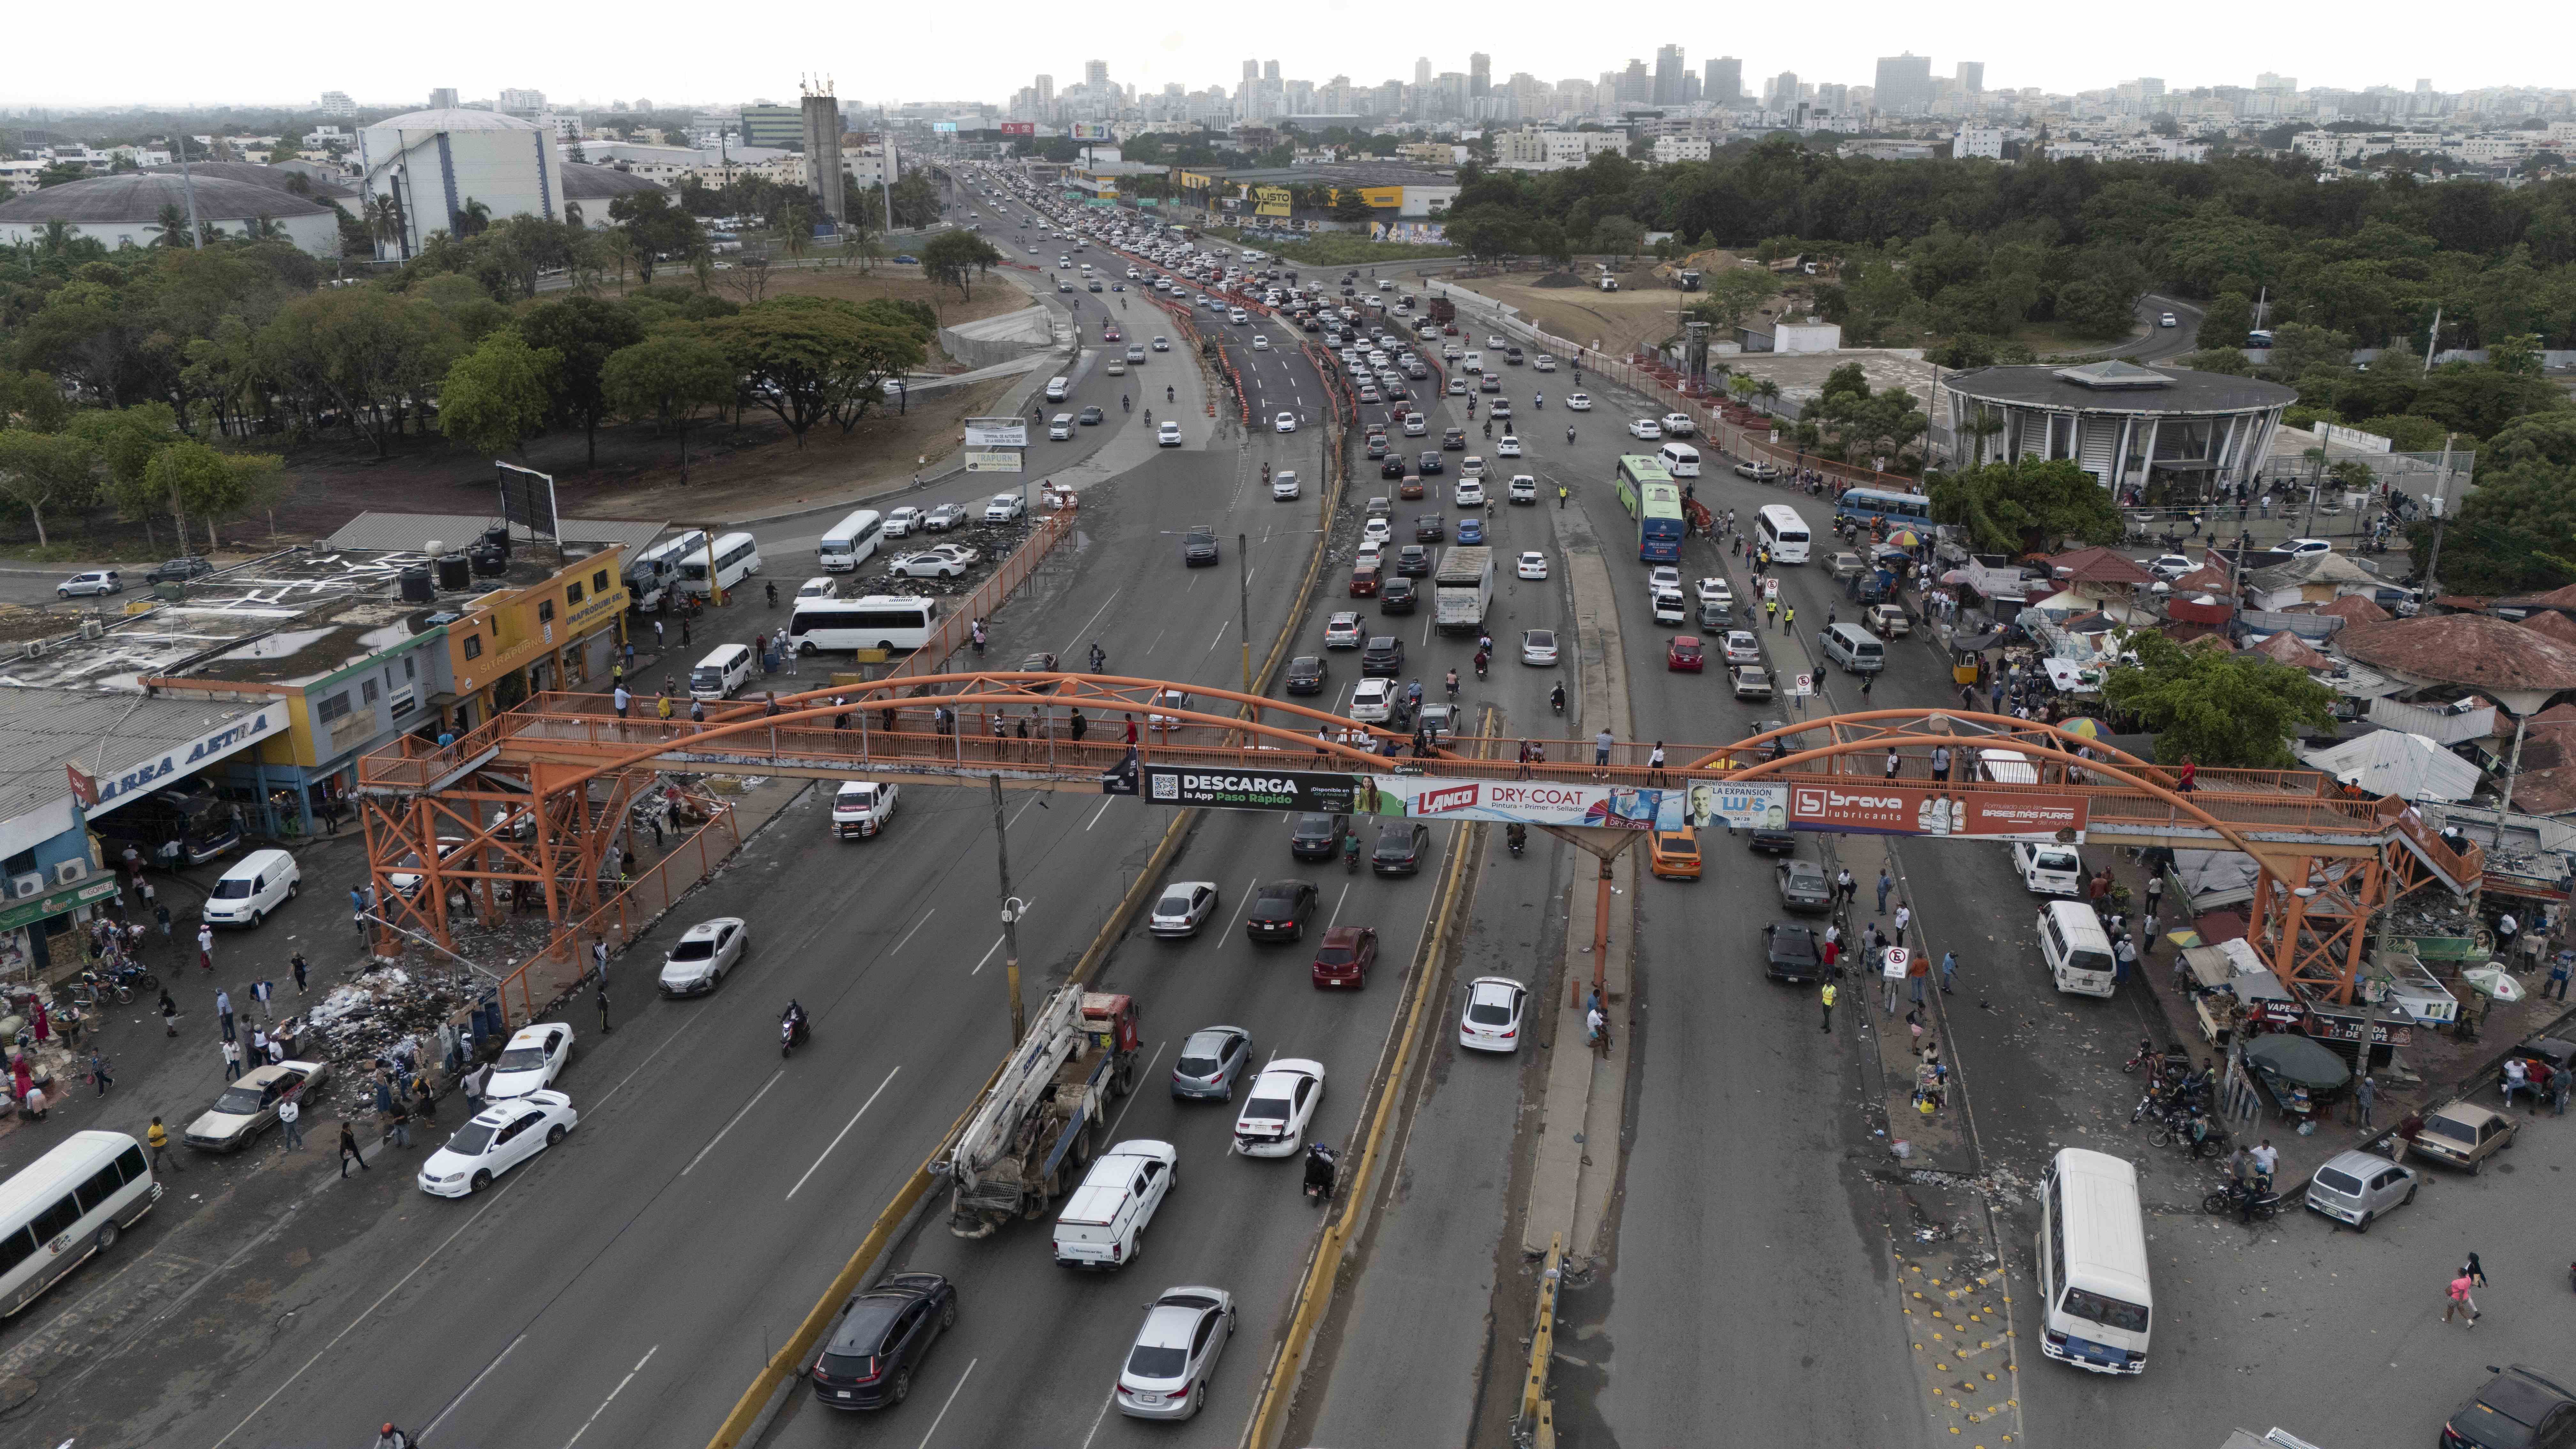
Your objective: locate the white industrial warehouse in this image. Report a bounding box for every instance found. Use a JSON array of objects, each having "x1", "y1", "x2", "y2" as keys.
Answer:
[
  {"x1": 358, "y1": 107, "x2": 564, "y2": 259},
  {"x1": 0, "y1": 172, "x2": 341, "y2": 257}
]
